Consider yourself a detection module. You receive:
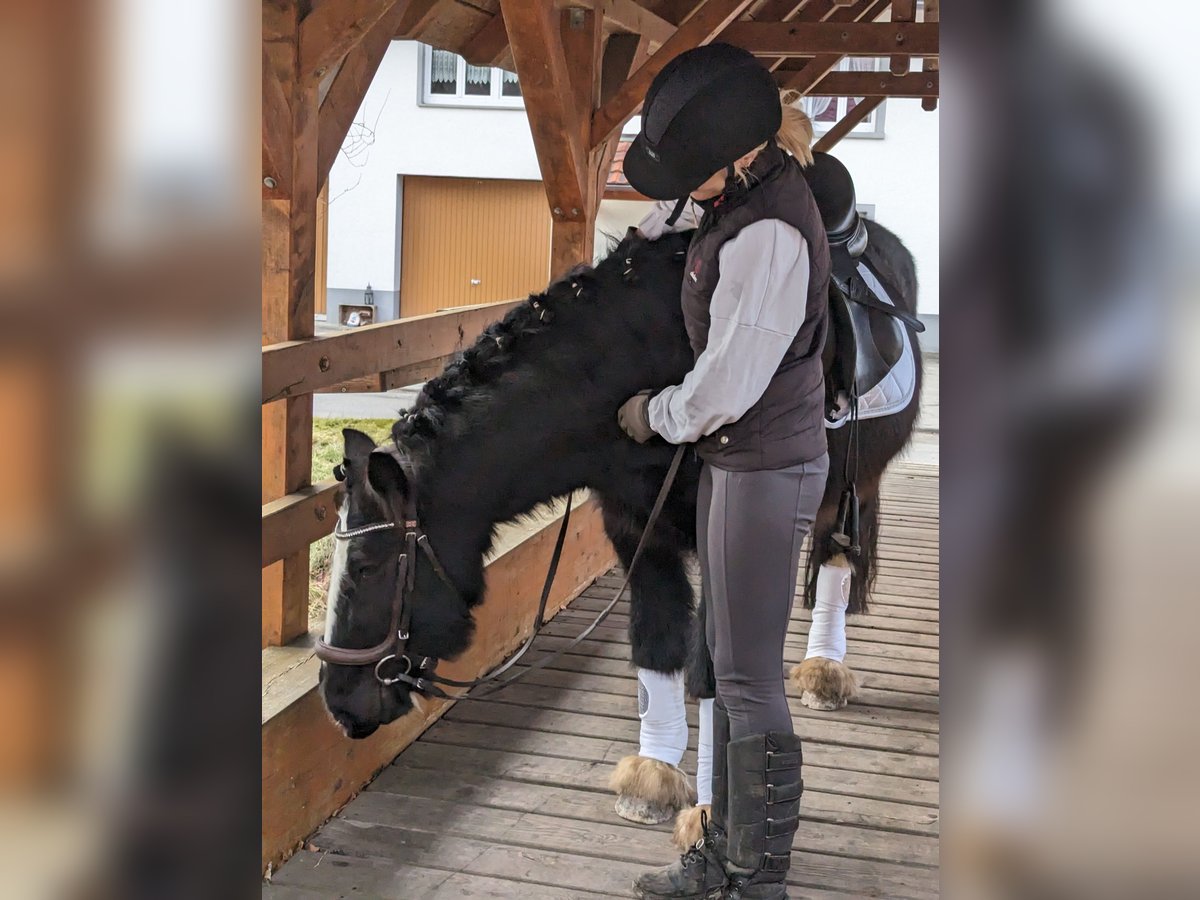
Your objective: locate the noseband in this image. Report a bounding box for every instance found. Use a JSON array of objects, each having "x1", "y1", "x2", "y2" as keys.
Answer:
[
  {"x1": 315, "y1": 445, "x2": 687, "y2": 701},
  {"x1": 314, "y1": 488, "x2": 457, "y2": 696}
]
